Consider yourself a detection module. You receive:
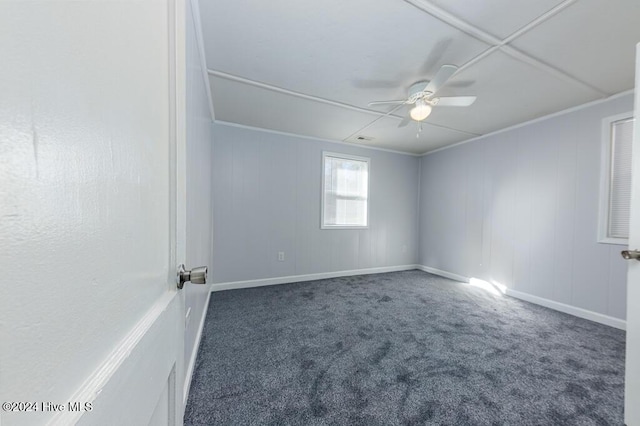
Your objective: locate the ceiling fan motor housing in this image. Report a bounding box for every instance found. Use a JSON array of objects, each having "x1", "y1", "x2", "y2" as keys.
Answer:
[{"x1": 408, "y1": 81, "x2": 433, "y2": 103}]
